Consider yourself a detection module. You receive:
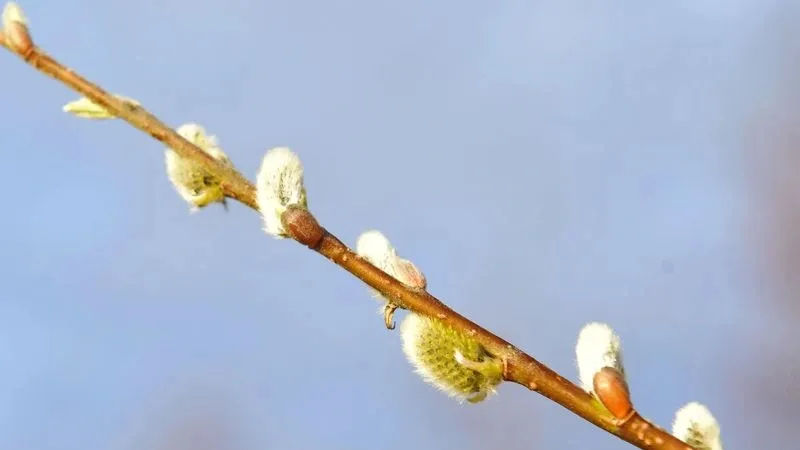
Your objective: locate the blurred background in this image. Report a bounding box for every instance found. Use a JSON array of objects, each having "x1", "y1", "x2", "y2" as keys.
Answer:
[{"x1": 1, "y1": 0, "x2": 798, "y2": 448}]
